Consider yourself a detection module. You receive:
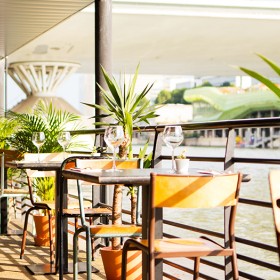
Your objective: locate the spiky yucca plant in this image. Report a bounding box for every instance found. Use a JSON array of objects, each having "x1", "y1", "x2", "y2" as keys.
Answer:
[
  {"x1": 83, "y1": 64, "x2": 158, "y2": 250},
  {"x1": 238, "y1": 54, "x2": 280, "y2": 98},
  {"x1": 83, "y1": 64, "x2": 158, "y2": 159}
]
